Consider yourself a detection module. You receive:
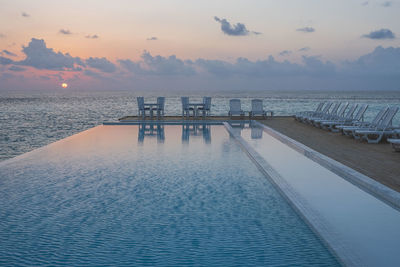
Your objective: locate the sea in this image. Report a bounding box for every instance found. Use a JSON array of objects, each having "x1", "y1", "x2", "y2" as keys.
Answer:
[{"x1": 1, "y1": 90, "x2": 400, "y2": 161}]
